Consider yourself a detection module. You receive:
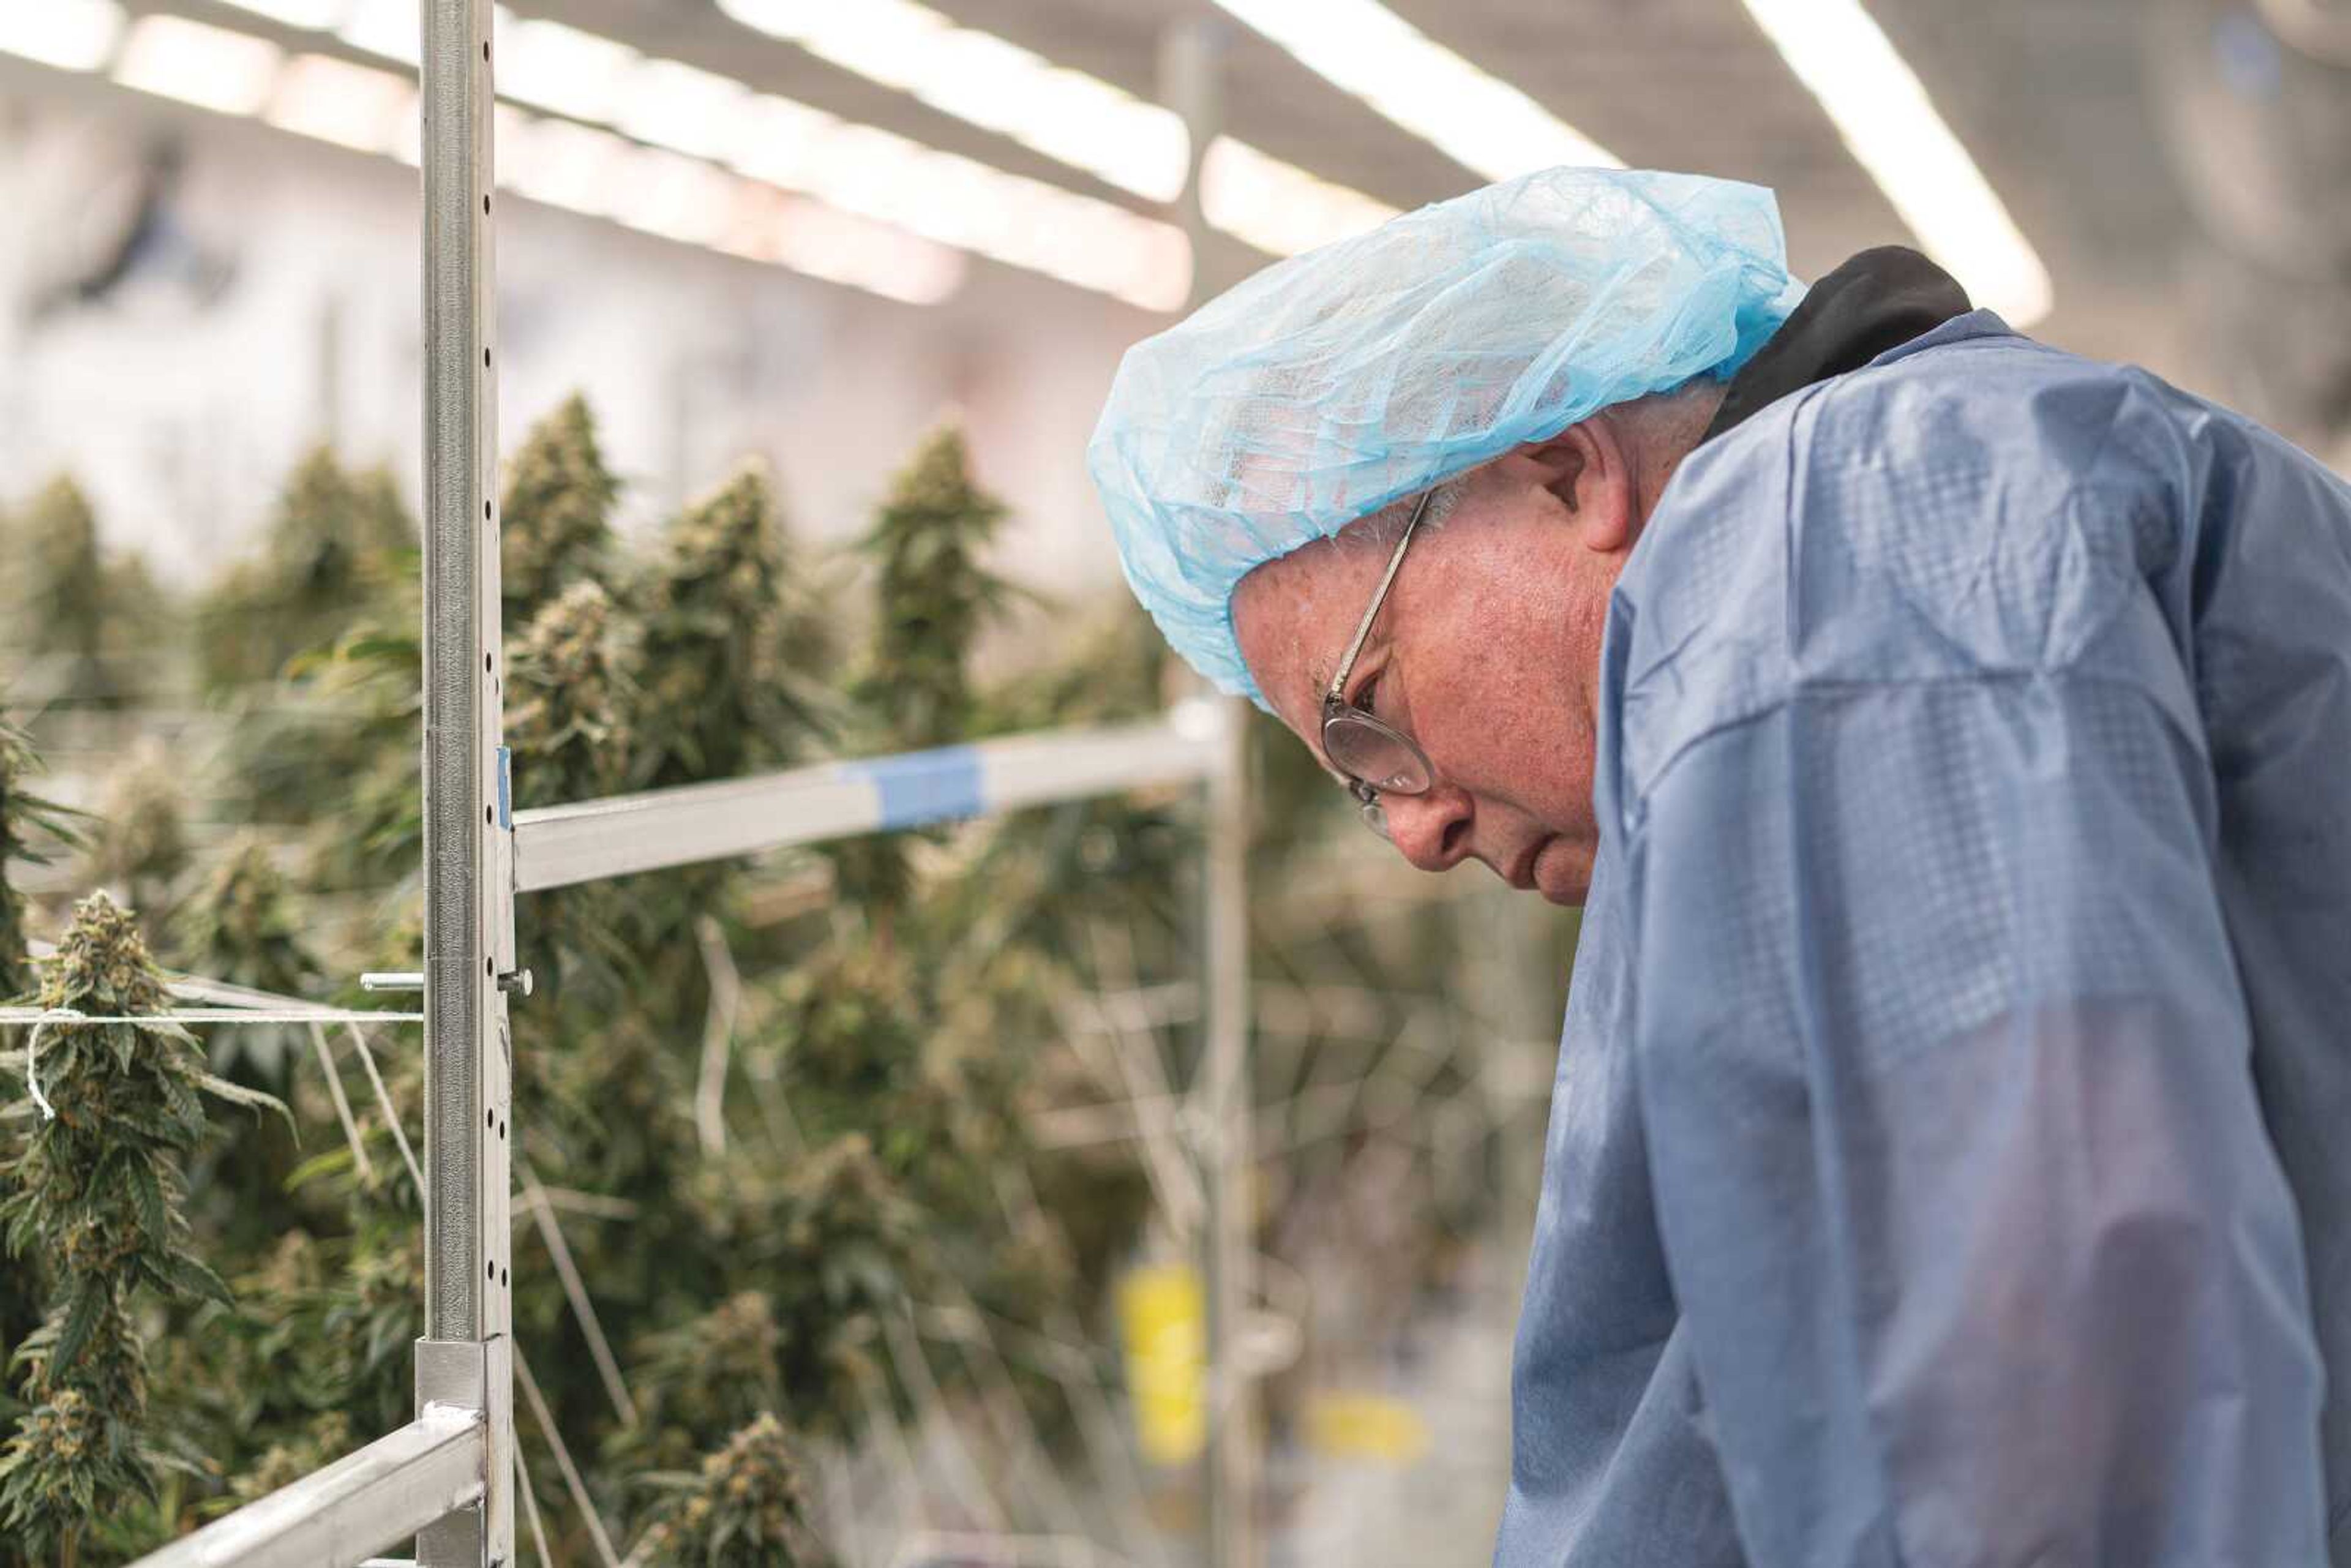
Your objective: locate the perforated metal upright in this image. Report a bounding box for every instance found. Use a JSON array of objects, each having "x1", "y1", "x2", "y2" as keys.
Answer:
[
  {"x1": 416, "y1": 0, "x2": 515, "y2": 1562},
  {"x1": 1159, "y1": 21, "x2": 1261, "y2": 1568}
]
